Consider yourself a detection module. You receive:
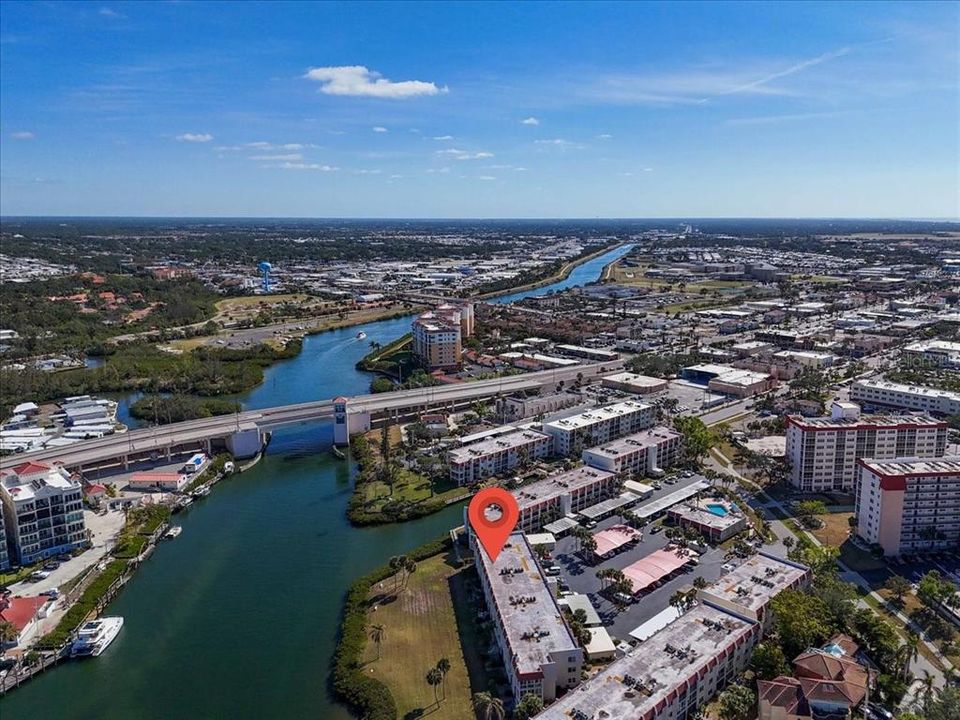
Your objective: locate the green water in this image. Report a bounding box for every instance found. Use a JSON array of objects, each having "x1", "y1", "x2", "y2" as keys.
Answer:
[
  {"x1": 0, "y1": 245, "x2": 632, "y2": 719},
  {"x1": 2, "y1": 435, "x2": 465, "y2": 720}
]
